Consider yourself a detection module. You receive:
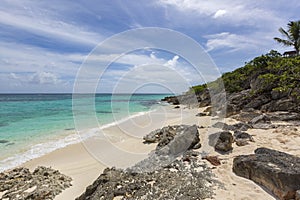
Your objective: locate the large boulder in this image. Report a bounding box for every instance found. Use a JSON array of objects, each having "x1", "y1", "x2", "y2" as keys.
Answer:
[
  {"x1": 135, "y1": 125, "x2": 201, "y2": 172},
  {"x1": 209, "y1": 131, "x2": 233, "y2": 153},
  {"x1": 233, "y1": 148, "x2": 300, "y2": 200},
  {"x1": 143, "y1": 125, "x2": 200, "y2": 151}
]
